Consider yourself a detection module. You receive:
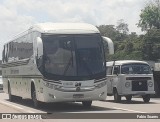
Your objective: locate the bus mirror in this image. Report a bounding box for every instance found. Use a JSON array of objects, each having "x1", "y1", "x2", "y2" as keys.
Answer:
[
  {"x1": 102, "y1": 36, "x2": 114, "y2": 55},
  {"x1": 36, "y1": 37, "x2": 43, "y2": 59}
]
